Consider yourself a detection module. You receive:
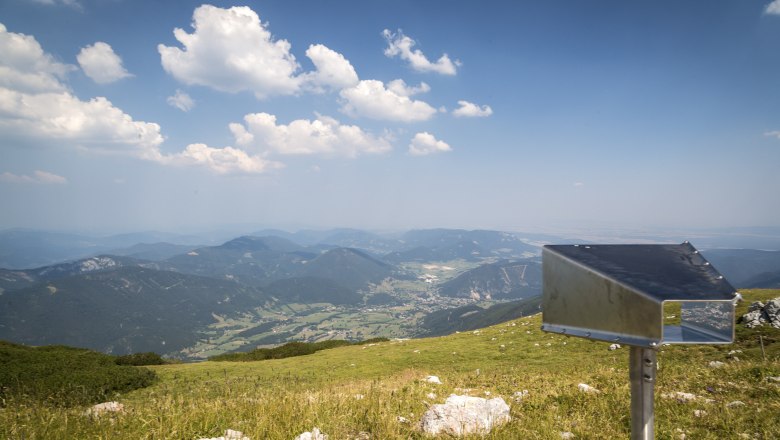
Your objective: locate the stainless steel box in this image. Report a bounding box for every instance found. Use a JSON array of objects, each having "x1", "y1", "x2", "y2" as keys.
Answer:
[{"x1": 541, "y1": 242, "x2": 736, "y2": 348}]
